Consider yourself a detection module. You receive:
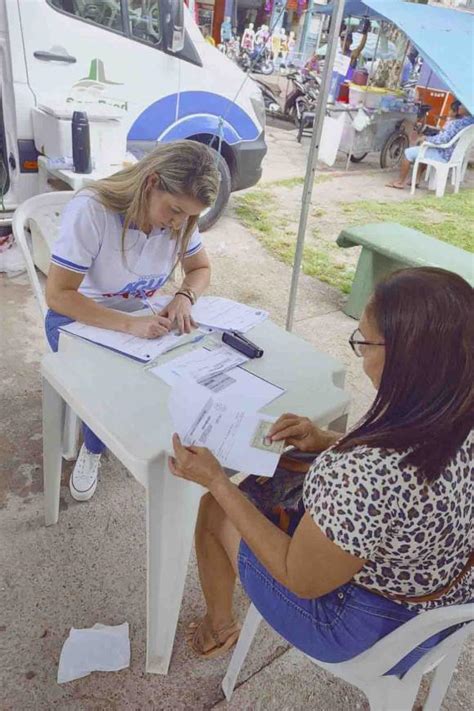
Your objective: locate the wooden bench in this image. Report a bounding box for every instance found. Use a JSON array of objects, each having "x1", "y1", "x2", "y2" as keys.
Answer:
[{"x1": 336, "y1": 223, "x2": 474, "y2": 319}]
